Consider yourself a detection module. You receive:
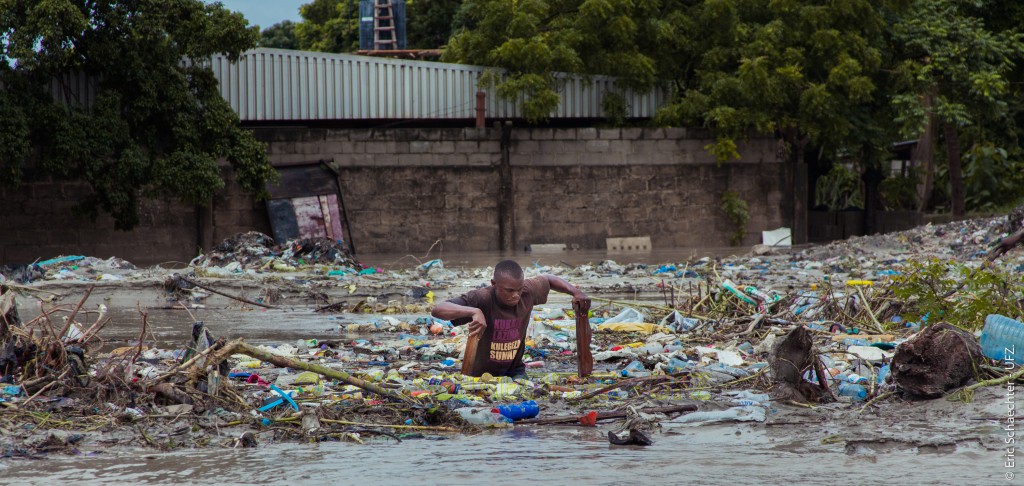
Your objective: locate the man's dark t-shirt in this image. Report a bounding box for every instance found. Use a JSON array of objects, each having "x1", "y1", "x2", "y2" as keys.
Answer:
[{"x1": 448, "y1": 276, "x2": 550, "y2": 377}]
